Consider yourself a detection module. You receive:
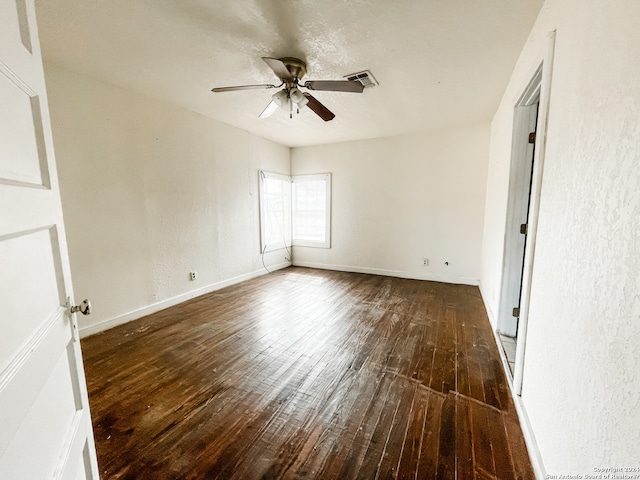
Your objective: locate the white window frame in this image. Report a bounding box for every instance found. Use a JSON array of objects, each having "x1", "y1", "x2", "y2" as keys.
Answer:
[
  {"x1": 292, "y1": 173, "x2": 331, "y2": 249},
  {"x1": 258, "y1": 170, "x2": 292, "y2": 253}
]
